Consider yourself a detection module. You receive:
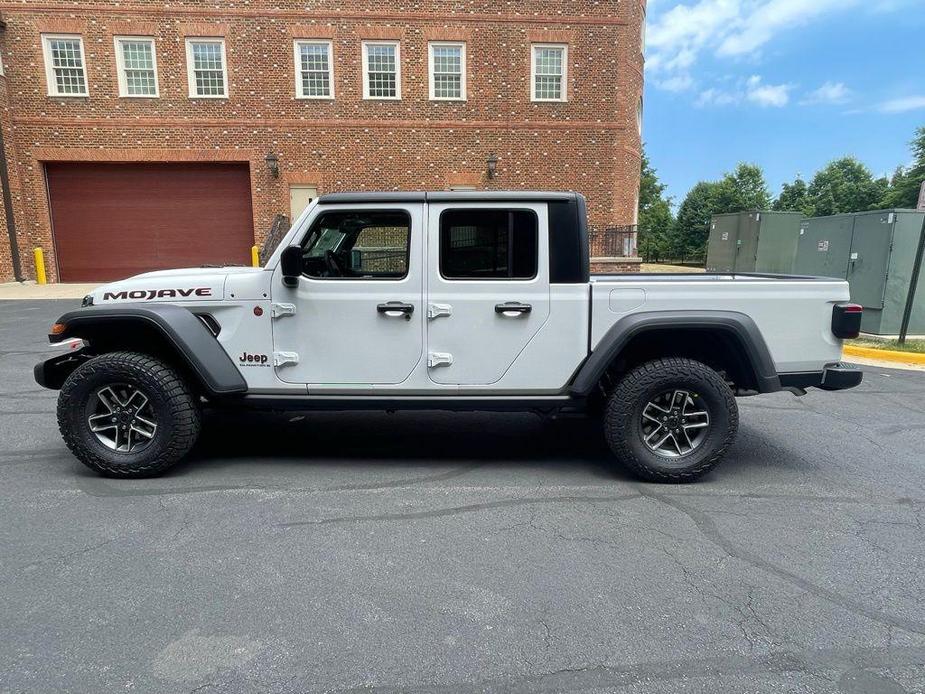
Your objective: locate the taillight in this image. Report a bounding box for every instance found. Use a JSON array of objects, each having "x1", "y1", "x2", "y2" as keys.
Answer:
[{"x1": 832, "y1": 303, "x2": 862, "y2": 339}]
